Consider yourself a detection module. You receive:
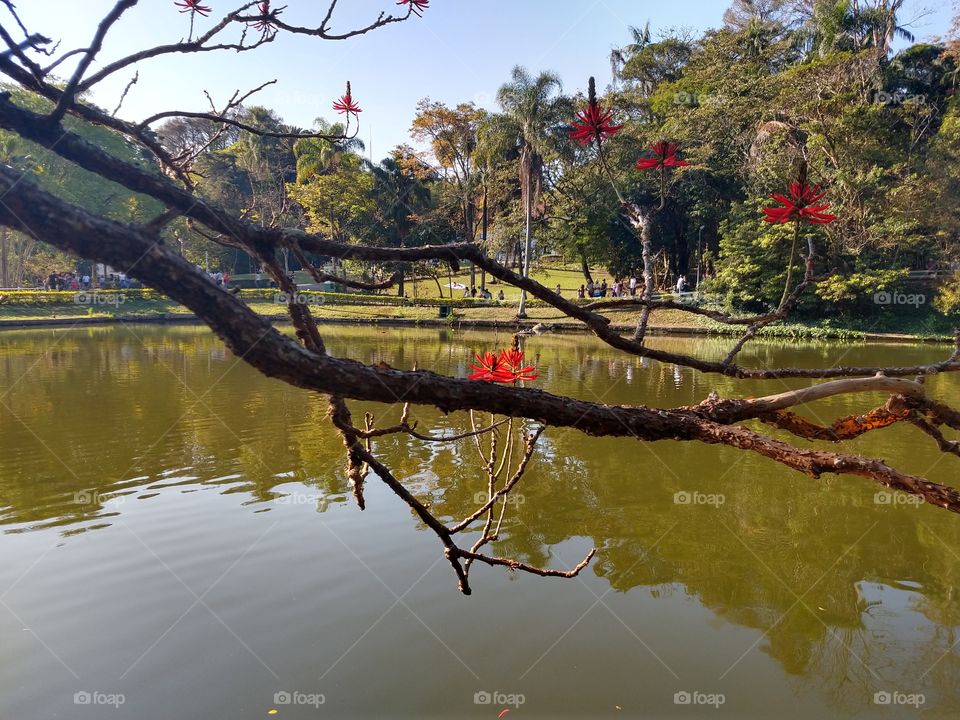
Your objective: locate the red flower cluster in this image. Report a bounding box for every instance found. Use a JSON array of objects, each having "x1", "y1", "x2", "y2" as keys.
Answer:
[
  {"x1": 397, "y1": 0, "x2": 430, "y2": 17},
  {"x1": 635, "y1": 142, "x2": 689, "y2": 171},
  {"x1": 569, "y1": 77, "x2": 623, "y2": 147},
  {"x1": 175, "y1": 0, "x2": 211, "y2": 16},
  {"x1": 763, "y1": 181, "x2": 836, "y2": 225},
  {"x1": 333, "y1": 82, "x2": 362, "y2": 117},
  {"x1": 468, "y1": 349, "x2": 539, "y2": 384}
]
